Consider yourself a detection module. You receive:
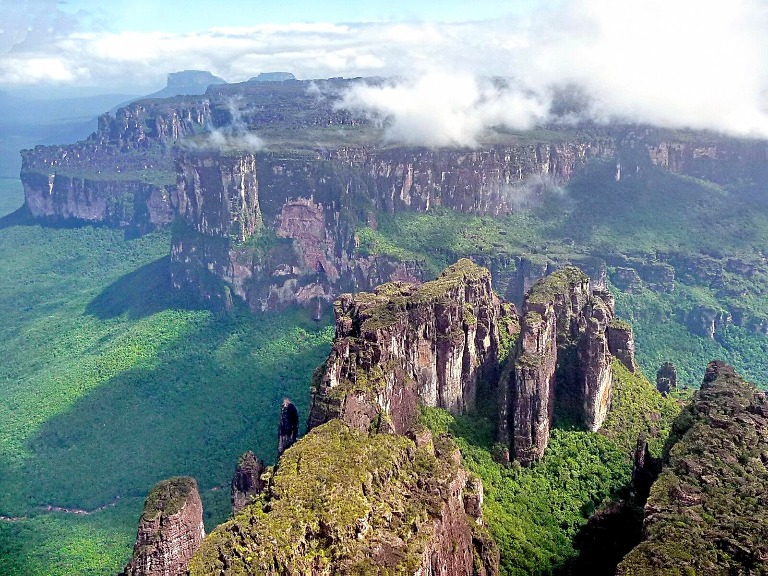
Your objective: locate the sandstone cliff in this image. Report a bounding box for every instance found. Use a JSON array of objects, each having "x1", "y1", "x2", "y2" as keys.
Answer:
[
  {"x1": 617, "y1": 361, "x2": 768, "y2": 575},
  {"x1": 19, "y1": 79, "x2": 768, "y2": 336},
  {"x1": 307, "y1": 259, "x2": 513, "y2": 434},
  {"x1": 120, "y1": 476, "x2": 205, "y2": 576},
  {"x1": 499, "y1": 267, "x2": 635, "y2": 464},
  {"x1": 20, "y1": 96, "x2": 211, "y2": 230},
  {"x1": 188, "y1": 419, "x2": 498, "y2": 575}
]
